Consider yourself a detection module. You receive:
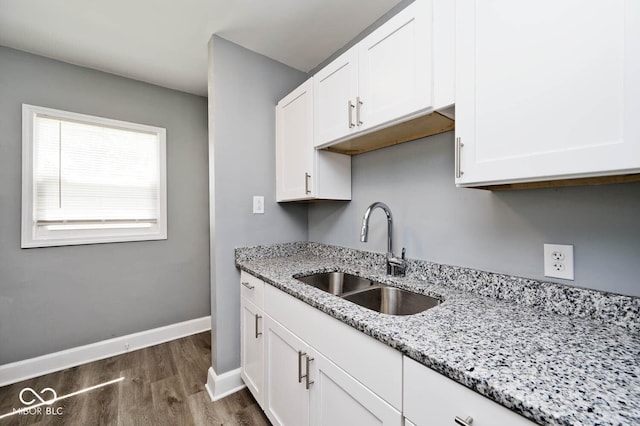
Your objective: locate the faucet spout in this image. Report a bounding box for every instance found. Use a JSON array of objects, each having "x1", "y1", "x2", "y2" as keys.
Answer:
[{"x1": 360, "y1": 202, "x2": 393, "y2": 255}]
